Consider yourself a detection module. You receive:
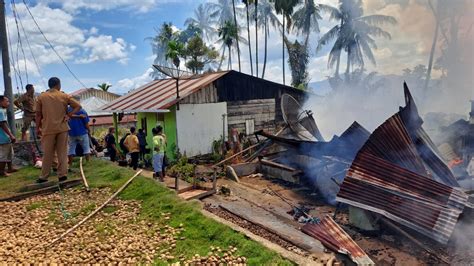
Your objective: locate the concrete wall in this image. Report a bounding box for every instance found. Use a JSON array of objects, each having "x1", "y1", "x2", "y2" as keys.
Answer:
[{"x1": 176, "y1": 103, "x2": 227, "y2": 157}]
